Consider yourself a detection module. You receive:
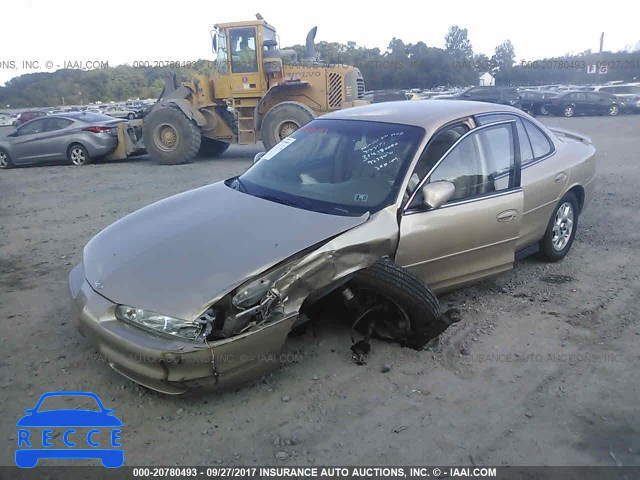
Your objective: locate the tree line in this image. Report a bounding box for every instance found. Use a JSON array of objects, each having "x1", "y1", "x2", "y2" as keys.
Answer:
[{"x1": 1, "y1": 26, "x2": 638, "y2": 108}]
